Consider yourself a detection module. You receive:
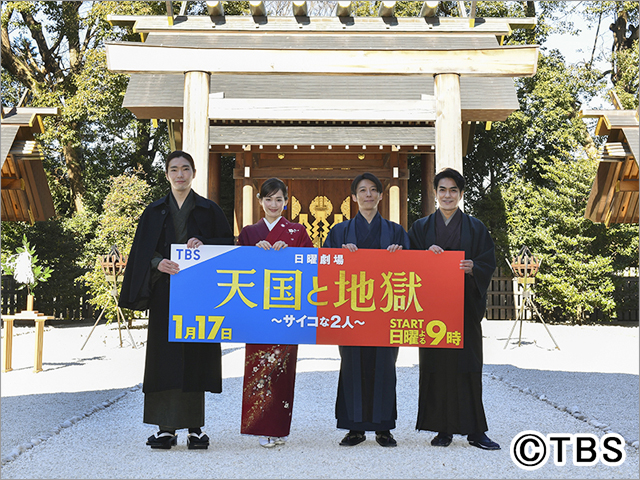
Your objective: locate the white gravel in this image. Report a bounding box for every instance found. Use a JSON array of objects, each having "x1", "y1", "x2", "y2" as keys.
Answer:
[{"x1": 1, "y1": 319, "x2": 638, "y2": 479}]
